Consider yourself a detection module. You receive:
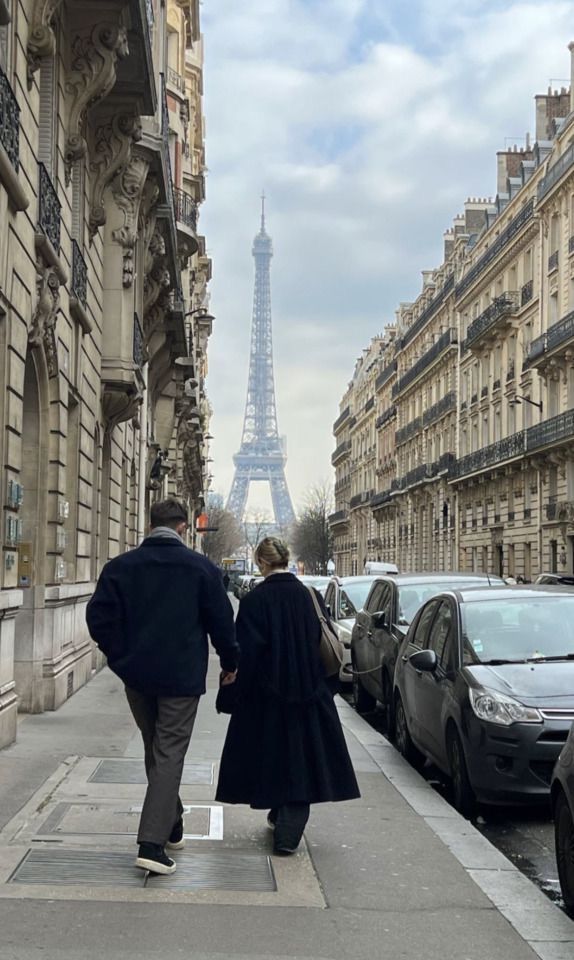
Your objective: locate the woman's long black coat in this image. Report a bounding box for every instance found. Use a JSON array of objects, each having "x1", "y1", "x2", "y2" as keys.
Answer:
[{"x1": 215, "y1": 573, "x2": 360, "y2": 809}]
